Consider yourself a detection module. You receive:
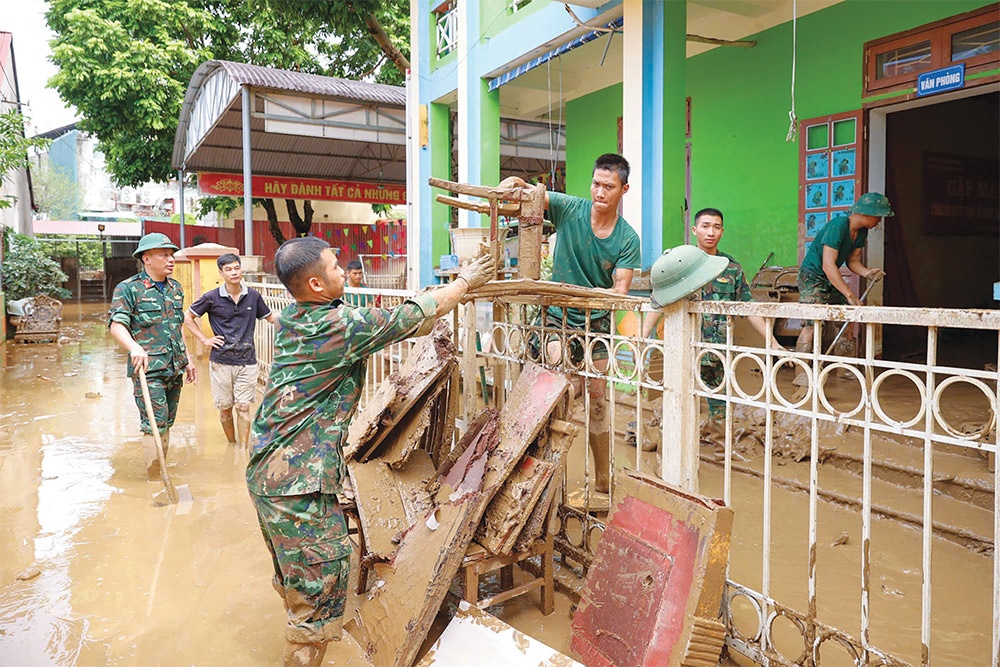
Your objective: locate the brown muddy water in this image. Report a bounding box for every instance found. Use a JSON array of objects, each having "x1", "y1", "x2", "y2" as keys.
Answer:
[{"x1": 0, "y1": 304, "x2": 574, "y2": 665}]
